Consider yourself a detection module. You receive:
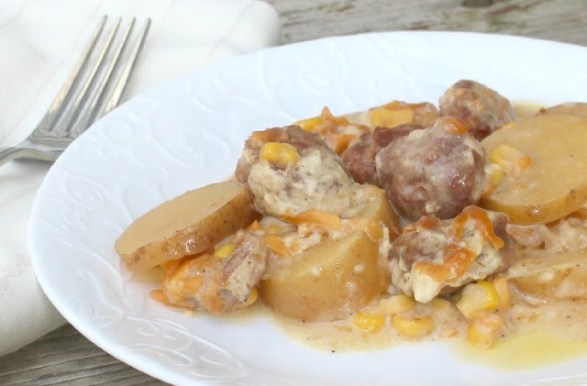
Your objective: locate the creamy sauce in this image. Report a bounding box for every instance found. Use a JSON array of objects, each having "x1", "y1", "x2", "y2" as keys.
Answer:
[
  {"x1": 270, "y1": 312, "x2": 401, "y2": 353},
  {"x1": 259, "y1": 300, "x2": 587, "y2": 370},
  {"x1": 214, "y1": 296, "x2": 587, "y2": 371},
  {"x1": 458, "y1": 329, "x2": 587, "y2": 369}
]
